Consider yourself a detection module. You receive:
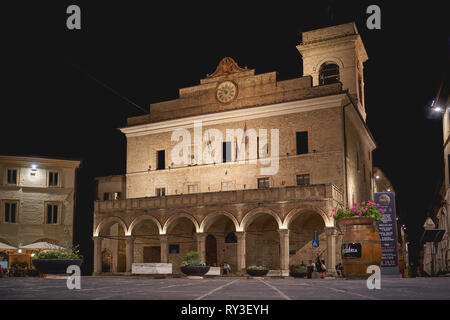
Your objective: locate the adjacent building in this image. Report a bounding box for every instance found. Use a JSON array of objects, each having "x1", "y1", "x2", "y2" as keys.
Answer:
[
  {"x1": 93, "y1": 22, "x2": 376, "y2": 275},
  {"x1": 0, "y1": 155, "x2": 81, "y2": 251}
]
